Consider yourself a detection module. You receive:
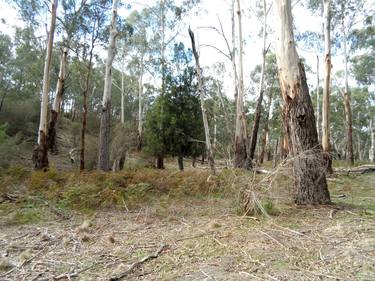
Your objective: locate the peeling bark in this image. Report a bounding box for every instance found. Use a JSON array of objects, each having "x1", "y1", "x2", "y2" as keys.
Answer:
[
  {"x1": 234, "y1": 0, "x2": 247, "y2": 168},
  {"x1": 98, "y1": 0, "x2": 119, "y2": 171},
  {"x1": 275, "y1": 0, "x2": 331, "y2": 205},
  {"x1": 47, "y1": 47, "x2": 68, "y2": 154},
  {"x1": 34, "y1": 0, "x2": 58, "y2": 170}
]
